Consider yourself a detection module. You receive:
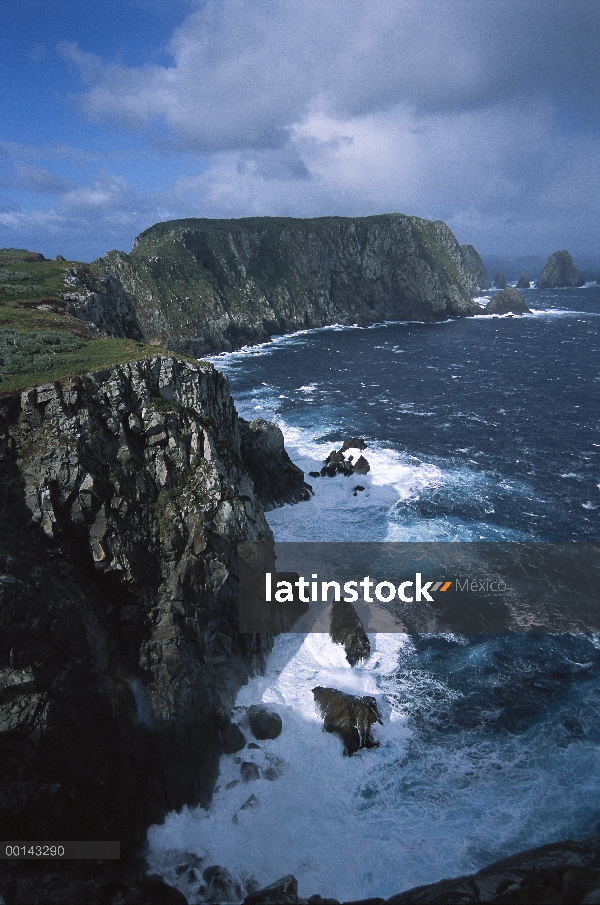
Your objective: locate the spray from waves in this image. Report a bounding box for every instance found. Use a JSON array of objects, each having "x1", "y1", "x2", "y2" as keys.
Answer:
[{"x1": 147, "y1": 630, "x2": 600, "y2": 903}]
